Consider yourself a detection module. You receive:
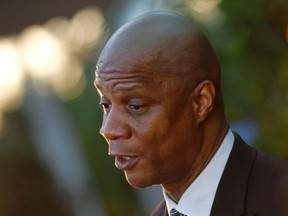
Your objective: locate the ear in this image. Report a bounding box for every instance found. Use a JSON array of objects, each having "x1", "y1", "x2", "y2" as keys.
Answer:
[{"x1": 192, "y1": 80, "x2": 216, "y2": 124}]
